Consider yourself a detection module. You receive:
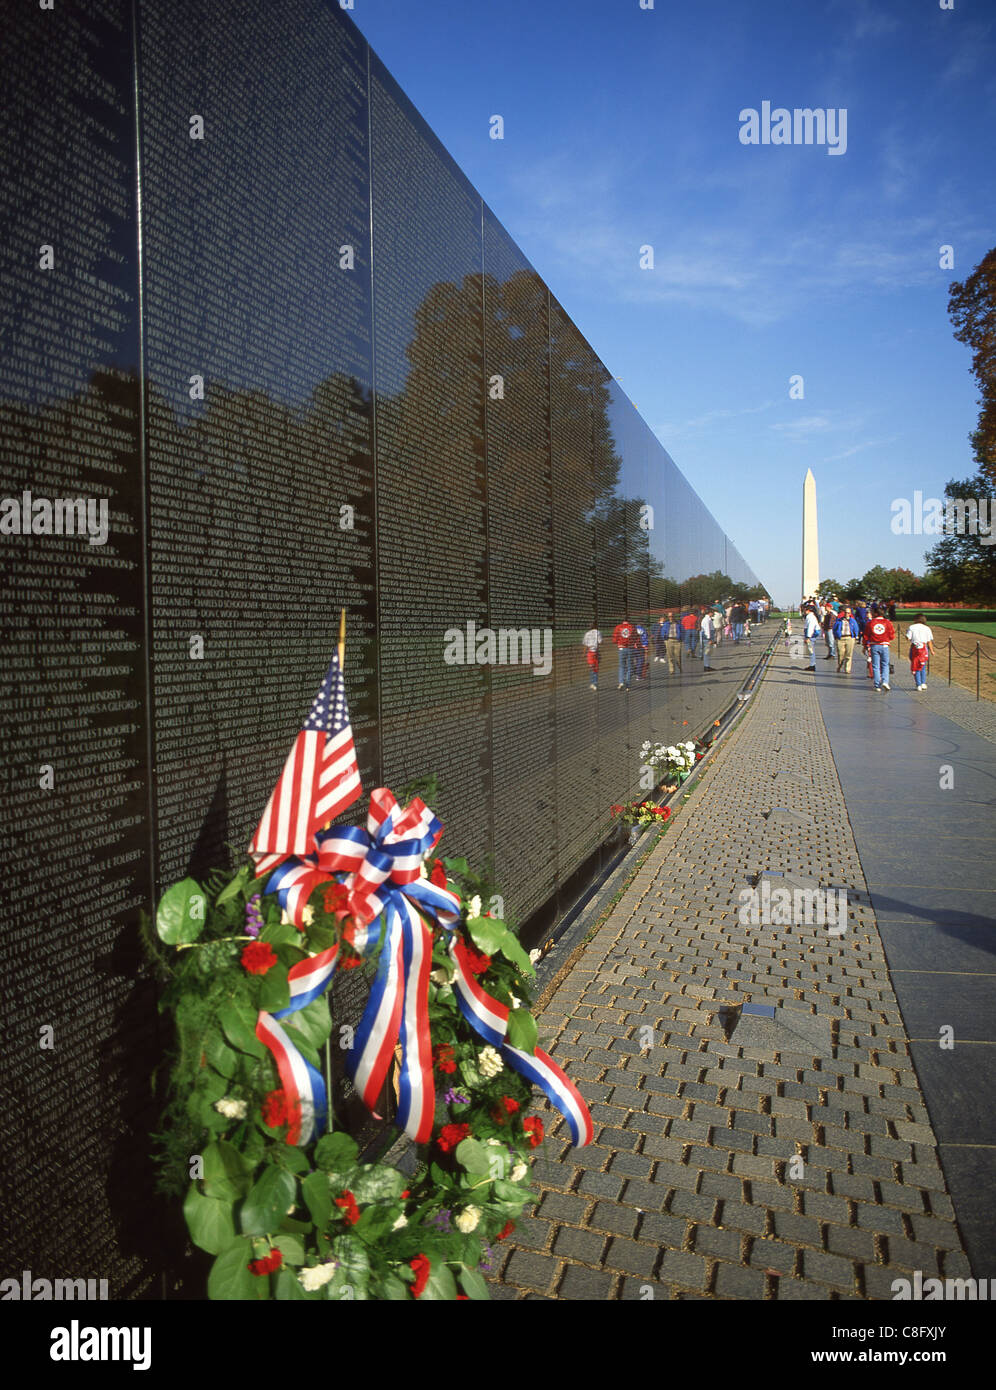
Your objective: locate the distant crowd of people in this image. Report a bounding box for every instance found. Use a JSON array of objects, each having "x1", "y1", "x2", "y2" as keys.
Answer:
[
  {"x1": 582, "y1": 597, "x2": 771, "y2": 690},
  {"x1": 794, "y1": 594, "x2": 935, "y2": 693}
]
